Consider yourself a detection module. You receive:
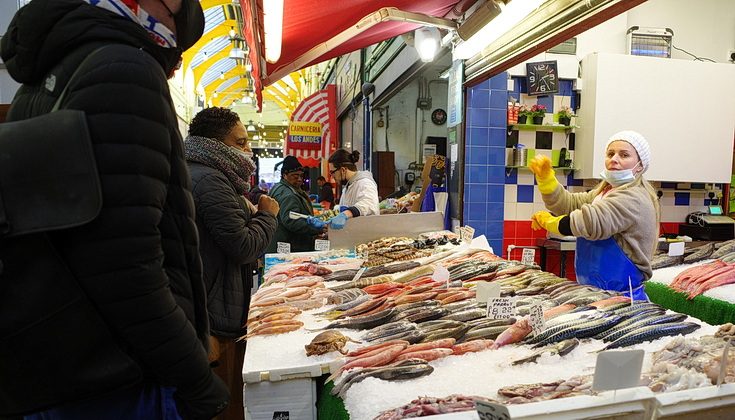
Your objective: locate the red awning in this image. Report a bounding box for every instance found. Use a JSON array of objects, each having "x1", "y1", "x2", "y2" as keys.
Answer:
[
  {"x1": 241, "y1": 0, "x2": 470, "y2": 107},
  {"x1": 284, "y1": 85, "x2": 338, "y2": 168}
]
